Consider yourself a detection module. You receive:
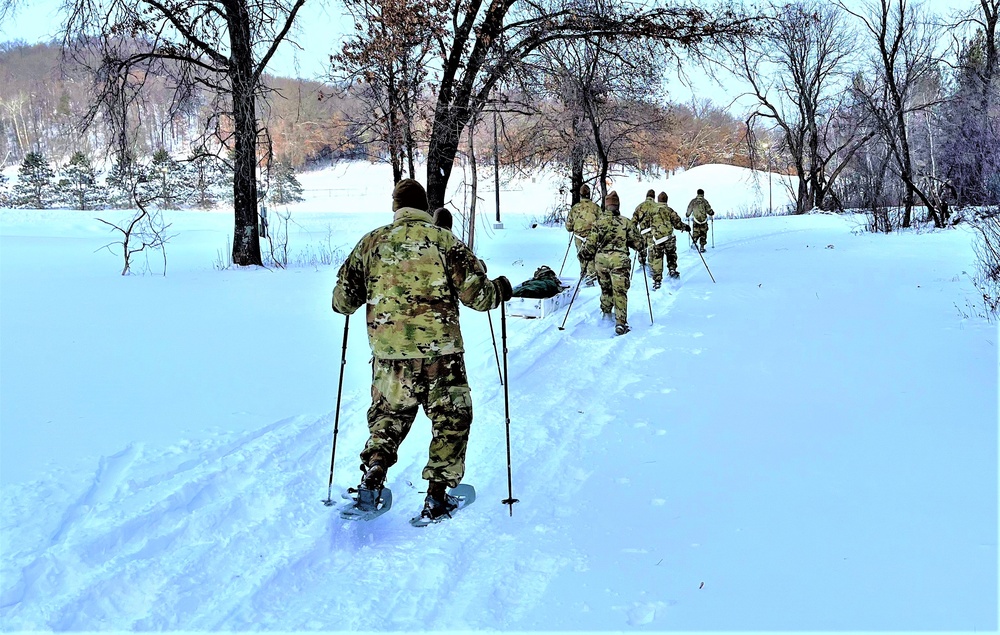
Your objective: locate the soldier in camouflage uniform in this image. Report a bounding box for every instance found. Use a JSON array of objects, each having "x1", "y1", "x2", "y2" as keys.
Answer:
[
  {"x1": 648, "y1": 192, "x2": 691, "y2": 289},
  {"x1": 685, "y1": 188, "x2": 715, "y2": 253},
  {"x1": 332, "y1": 179, "x2": 513, "y2": 520},
  {"x1": 580, "y1": 191, "x2": 644, "y2": 335},
  {"x1": 631, "y1": 189, "x2": 659, "y2": 268},
  {"x1": 565, "y1": 183, "x2": 602, "y2": 285}
]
